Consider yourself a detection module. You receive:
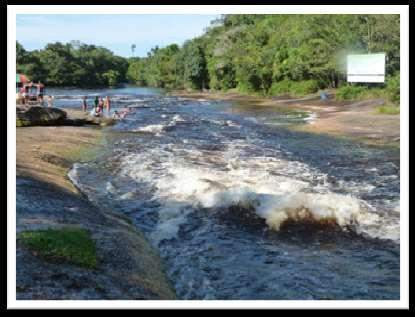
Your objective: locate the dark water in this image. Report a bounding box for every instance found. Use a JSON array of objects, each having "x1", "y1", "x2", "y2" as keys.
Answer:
[{"x1": 63, "y1": 87, "x2": 399, "y2": 300}]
